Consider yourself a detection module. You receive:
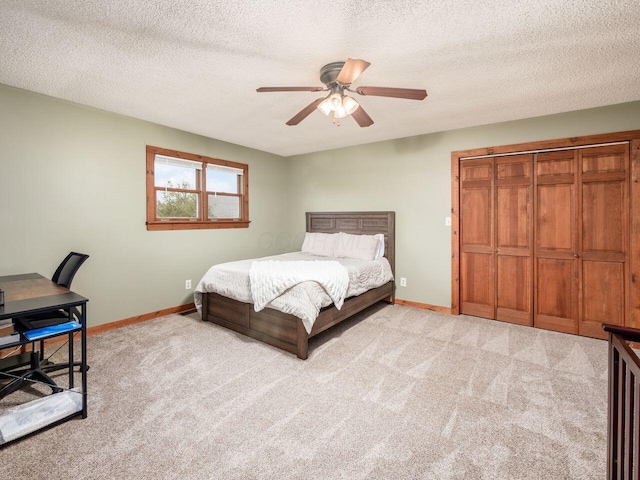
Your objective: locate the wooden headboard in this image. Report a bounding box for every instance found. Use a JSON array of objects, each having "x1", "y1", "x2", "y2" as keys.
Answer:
[{"x1": 305, "y1": 211, "x2": 395, "y2": 275}]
